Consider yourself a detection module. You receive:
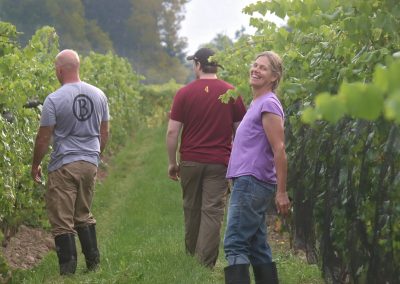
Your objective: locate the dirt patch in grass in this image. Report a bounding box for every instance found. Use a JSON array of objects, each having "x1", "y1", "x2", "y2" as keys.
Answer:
[{"x1": 2, "y1": 225, "x2": 54, "y2": 270}]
